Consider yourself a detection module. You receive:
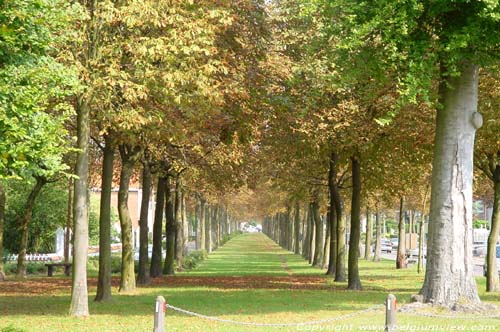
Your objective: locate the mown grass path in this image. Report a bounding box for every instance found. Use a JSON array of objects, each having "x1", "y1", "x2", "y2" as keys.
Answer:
[{"x1": 1, "y1": 233, "x2": 499, "y2": 332}]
